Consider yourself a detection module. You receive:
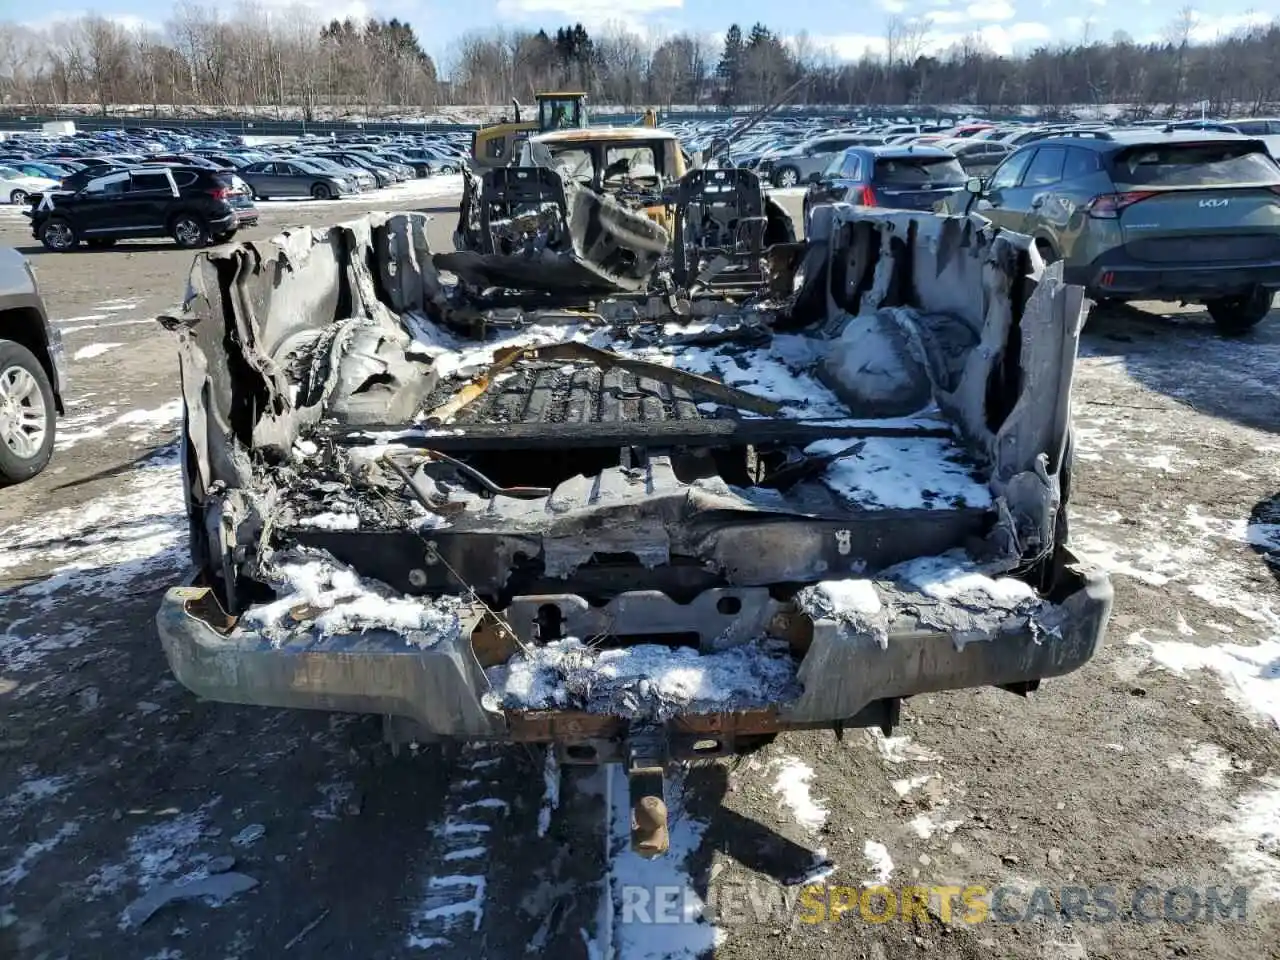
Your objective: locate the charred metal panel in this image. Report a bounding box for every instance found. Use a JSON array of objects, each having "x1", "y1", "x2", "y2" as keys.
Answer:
[{"x1": 798, "y1": 205, "x2": 1090, "y2": 567}]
